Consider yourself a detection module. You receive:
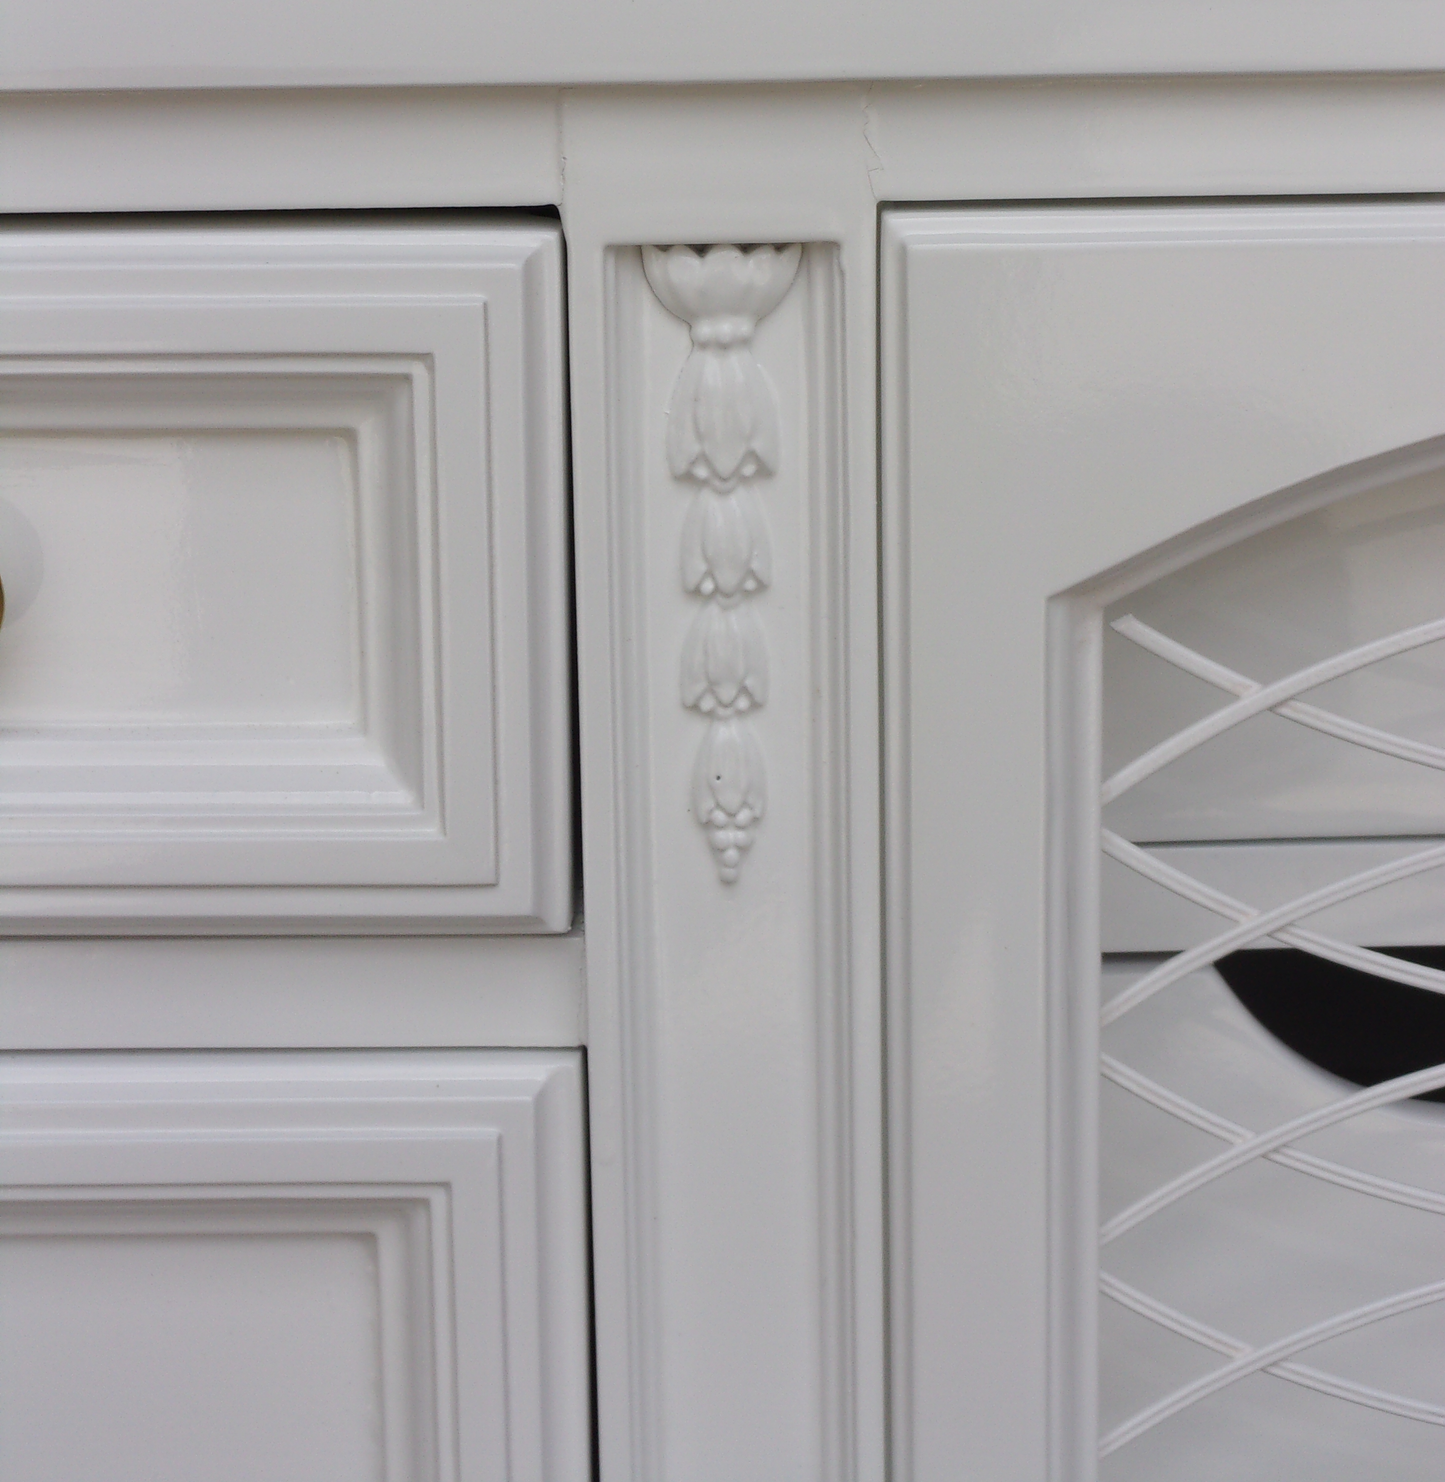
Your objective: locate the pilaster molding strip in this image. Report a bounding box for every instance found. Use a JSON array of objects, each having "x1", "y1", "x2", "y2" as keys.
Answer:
[{"x1": 642, "y1": 242, "x2": 802, "y2": 881}]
